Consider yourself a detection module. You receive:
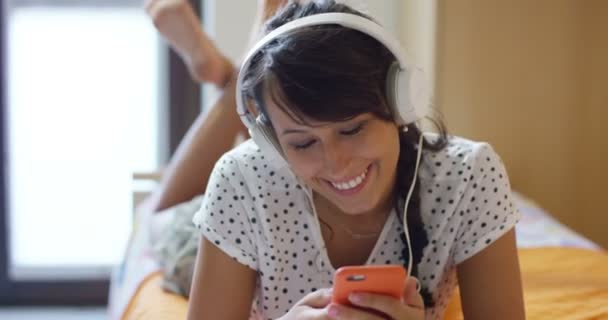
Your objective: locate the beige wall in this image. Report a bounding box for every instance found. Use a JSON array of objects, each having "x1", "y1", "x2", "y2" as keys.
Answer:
[
  {"x1": 399, "y1": 0, "x2": 437, "y2": 90},
  {"x1": 429, "y1": 0, "x2": 608, "y2": 247},
  {"x1": 576, "y1": 0, "x2": 608, "y2": 247}
]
